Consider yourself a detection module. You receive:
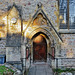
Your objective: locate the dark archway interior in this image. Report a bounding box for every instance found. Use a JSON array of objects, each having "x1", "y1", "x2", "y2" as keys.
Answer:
[{"x1": 33, "y1": 32, "x2": 47, "y2": 62}]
